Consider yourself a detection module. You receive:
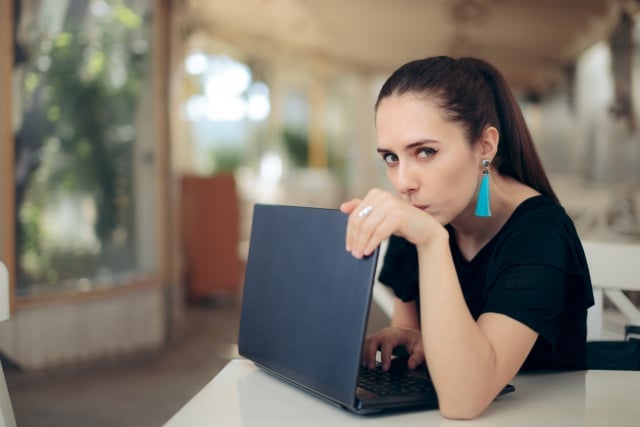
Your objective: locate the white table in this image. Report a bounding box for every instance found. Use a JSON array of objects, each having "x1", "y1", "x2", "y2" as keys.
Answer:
[{"x1": 165, "y1": 359, "x2": 640, "y2": 426}]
